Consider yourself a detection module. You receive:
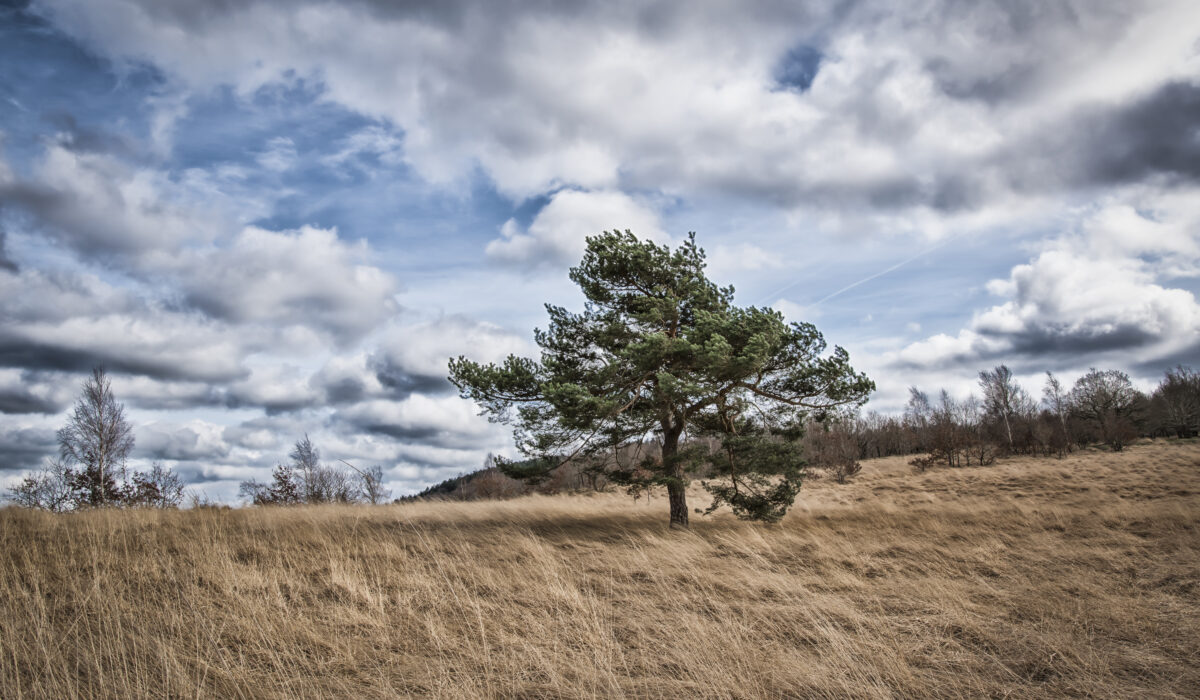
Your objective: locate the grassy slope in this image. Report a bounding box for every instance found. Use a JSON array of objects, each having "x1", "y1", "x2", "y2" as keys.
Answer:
[{"x1": 2, "y1": 440, "x2": 1197, "y2": 698}]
